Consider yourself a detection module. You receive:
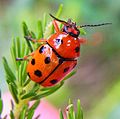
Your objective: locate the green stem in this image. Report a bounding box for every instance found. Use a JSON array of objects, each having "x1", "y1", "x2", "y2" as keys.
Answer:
[
  {"x1": 13, "y1": 79, "x2": 36, "y2": 118},
  {"x1": 13, "y1": 99, "x2": 29, "y2": 119}
]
